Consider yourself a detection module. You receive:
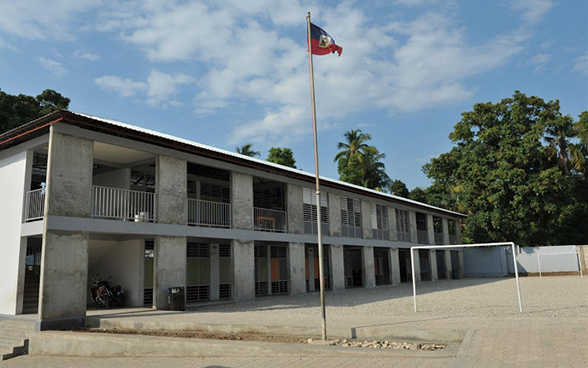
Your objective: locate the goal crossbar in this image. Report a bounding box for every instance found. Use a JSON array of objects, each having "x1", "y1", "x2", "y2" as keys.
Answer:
[{"x1": 410, "y1": 242, "x2": 522, "y2": 313}]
